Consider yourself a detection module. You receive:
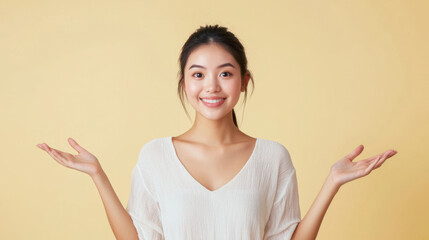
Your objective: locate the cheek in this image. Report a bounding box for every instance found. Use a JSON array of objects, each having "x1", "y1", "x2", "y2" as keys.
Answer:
[
  {"x1": 225, "y1": 81, "x2": 242, "y2": 95},
  {"x1": 185, "y1": 82, "x2": 201, "y2": 98}
]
